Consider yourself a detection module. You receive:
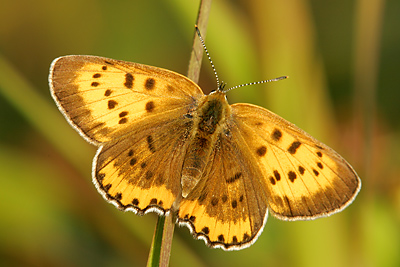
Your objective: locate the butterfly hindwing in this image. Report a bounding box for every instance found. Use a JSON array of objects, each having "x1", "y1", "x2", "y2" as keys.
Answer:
[
  {"x1": 94, "y1": 112, "x2": 194, "y2": 214},
  {"x1": 178, "y1": 125, "x2": 268, "y2": 250},
  {"x1": 231, "y1": 103, "x2": 361, "y2": 220}
]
